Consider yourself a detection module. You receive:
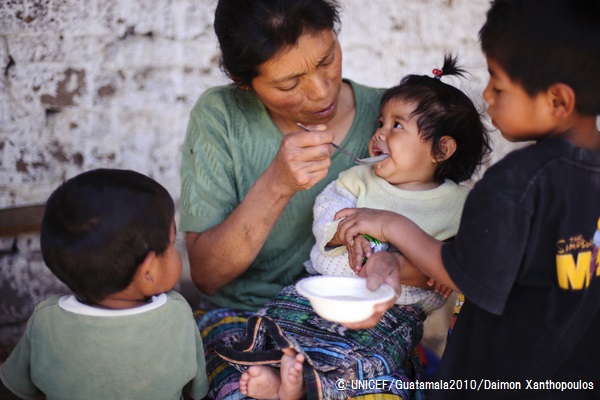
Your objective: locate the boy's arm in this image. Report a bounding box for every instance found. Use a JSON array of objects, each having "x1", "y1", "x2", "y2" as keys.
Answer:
[
  {"x1": 360, "y1": 251, "x2": 430, "y2": 289},
  {"x1": 0, "y1": 331, "x2": 45, "y2": 400},
  {"x1": 336, "y1": 208, "x2": 459, "y2": 292},
  {"x1": 183, "y1": 326, "x2": 209, "y2": 400},
  {"x1": 0, "y1": 368, "x2": 27, "y2": 400}
]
